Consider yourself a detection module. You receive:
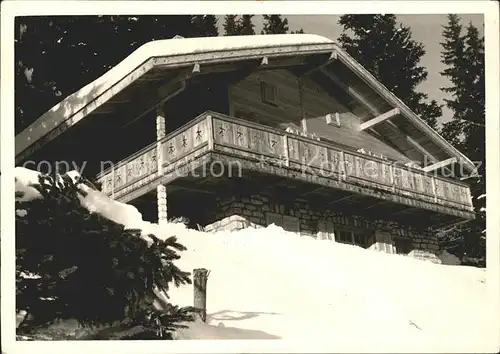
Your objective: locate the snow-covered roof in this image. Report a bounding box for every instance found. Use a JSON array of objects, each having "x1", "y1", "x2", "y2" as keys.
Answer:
[
  {"x1": 15, "y1": 33, "x2": 476, "y2": 175},
  {"x1": 15, "y1": 34, "x2": 335, "y2": 159}
]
